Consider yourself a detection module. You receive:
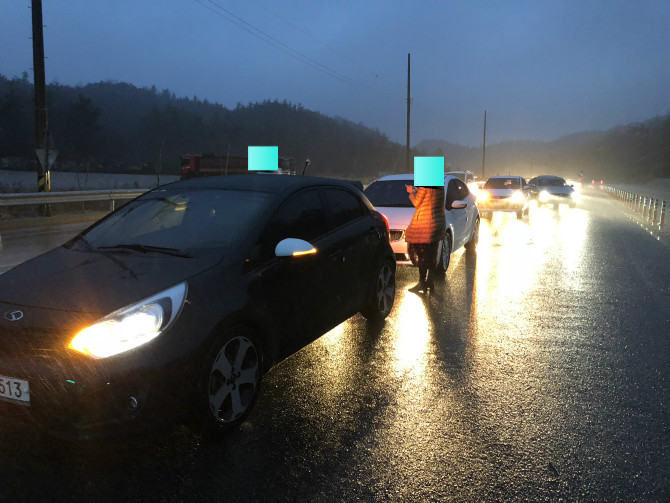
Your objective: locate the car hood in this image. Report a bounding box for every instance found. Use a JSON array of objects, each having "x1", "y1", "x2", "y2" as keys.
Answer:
[
  {"x1": 374, "y1": 206, "x2": 414, "y2": 230},
  {"x1": 0, "y1": 246, "x2": 218, "y2": 315}
]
